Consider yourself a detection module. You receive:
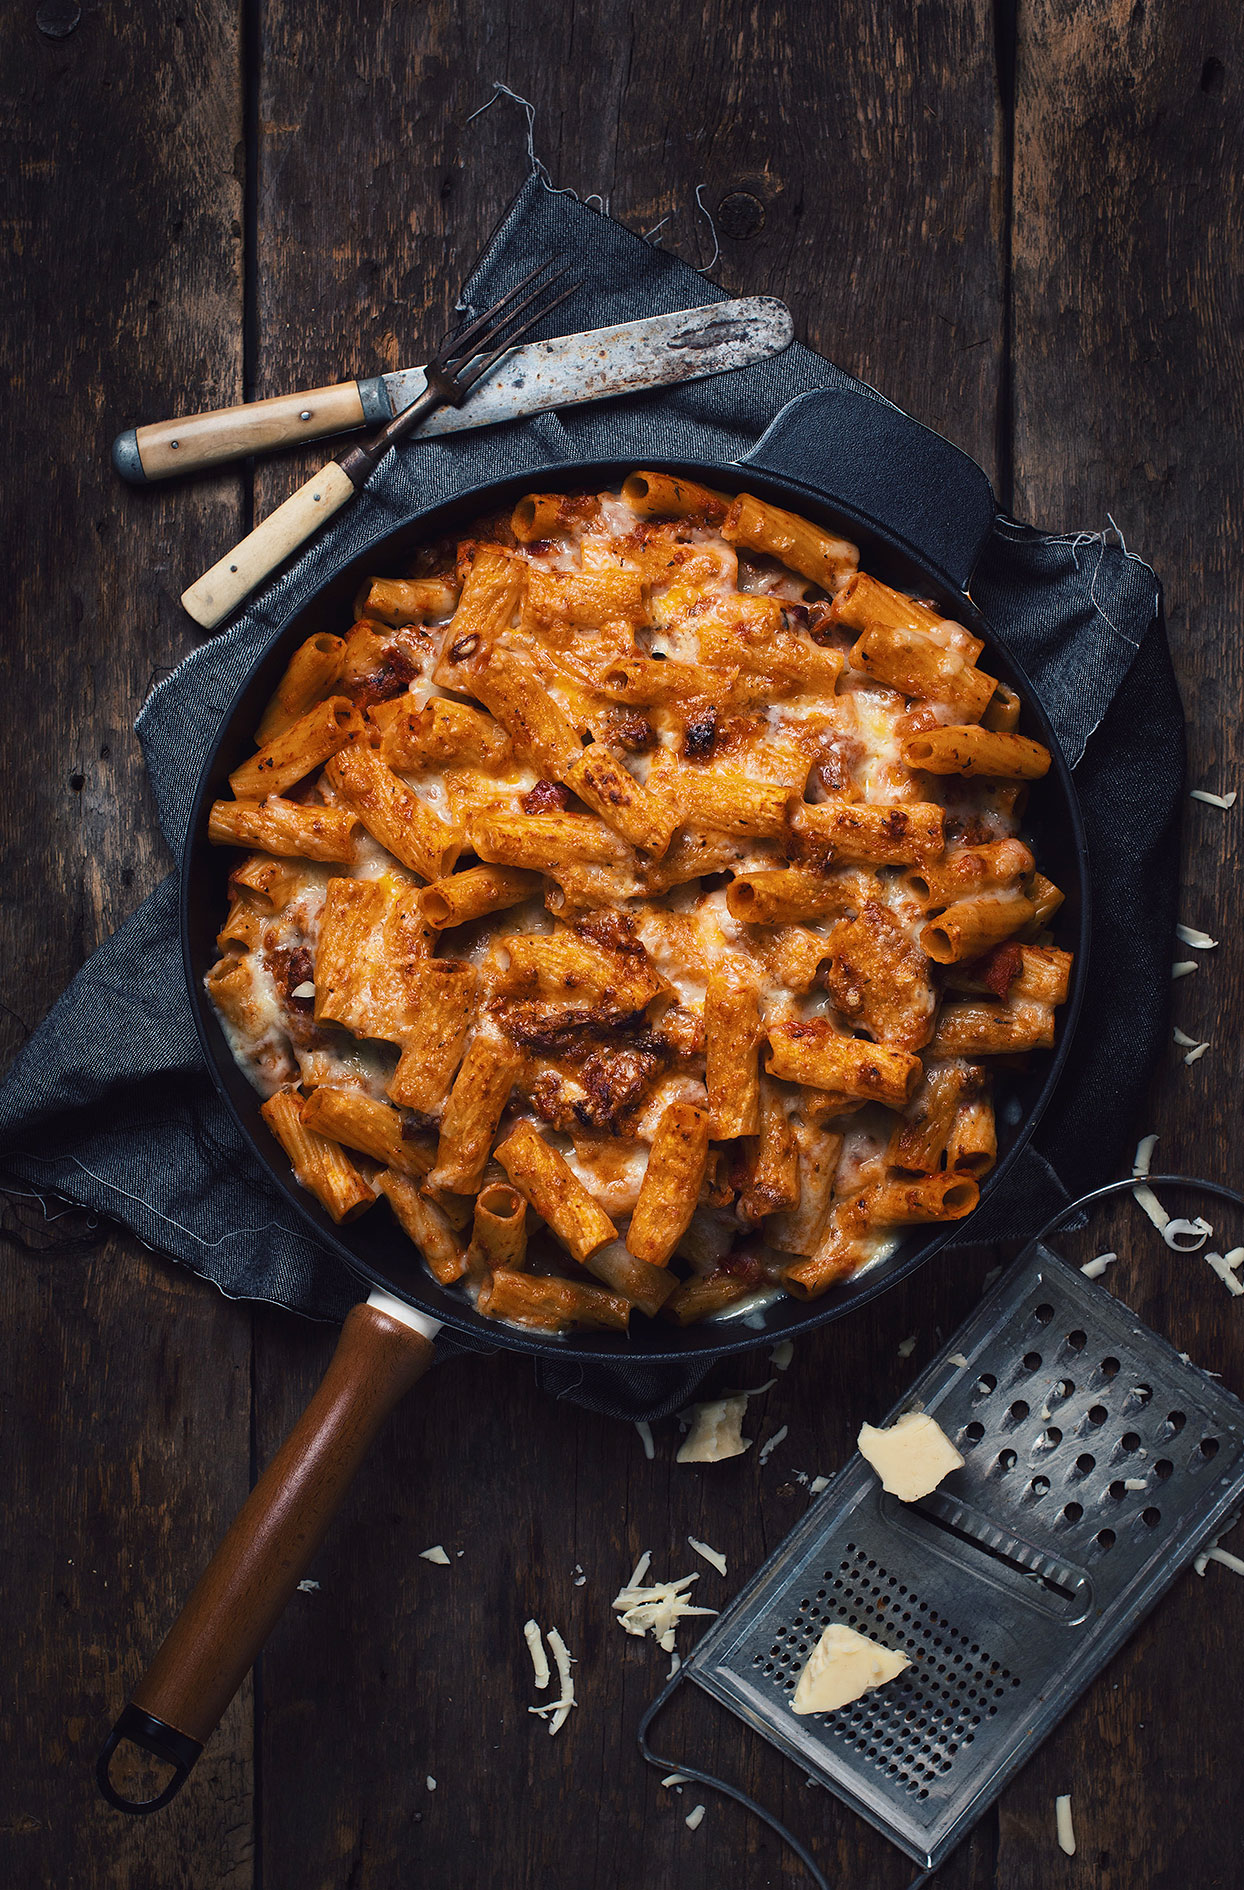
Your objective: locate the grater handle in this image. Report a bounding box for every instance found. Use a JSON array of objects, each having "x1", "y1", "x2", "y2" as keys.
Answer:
[{"x1": 637, "y1": 1669, "x2": 834, "y2": 1890}]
